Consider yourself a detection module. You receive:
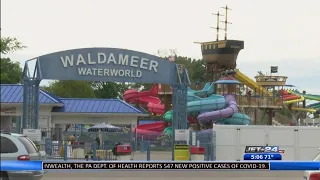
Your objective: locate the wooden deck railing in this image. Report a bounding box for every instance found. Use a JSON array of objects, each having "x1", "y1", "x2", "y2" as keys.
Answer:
[{"x1": 236, "y1": 95, "x2": 283, "y2": 108}]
